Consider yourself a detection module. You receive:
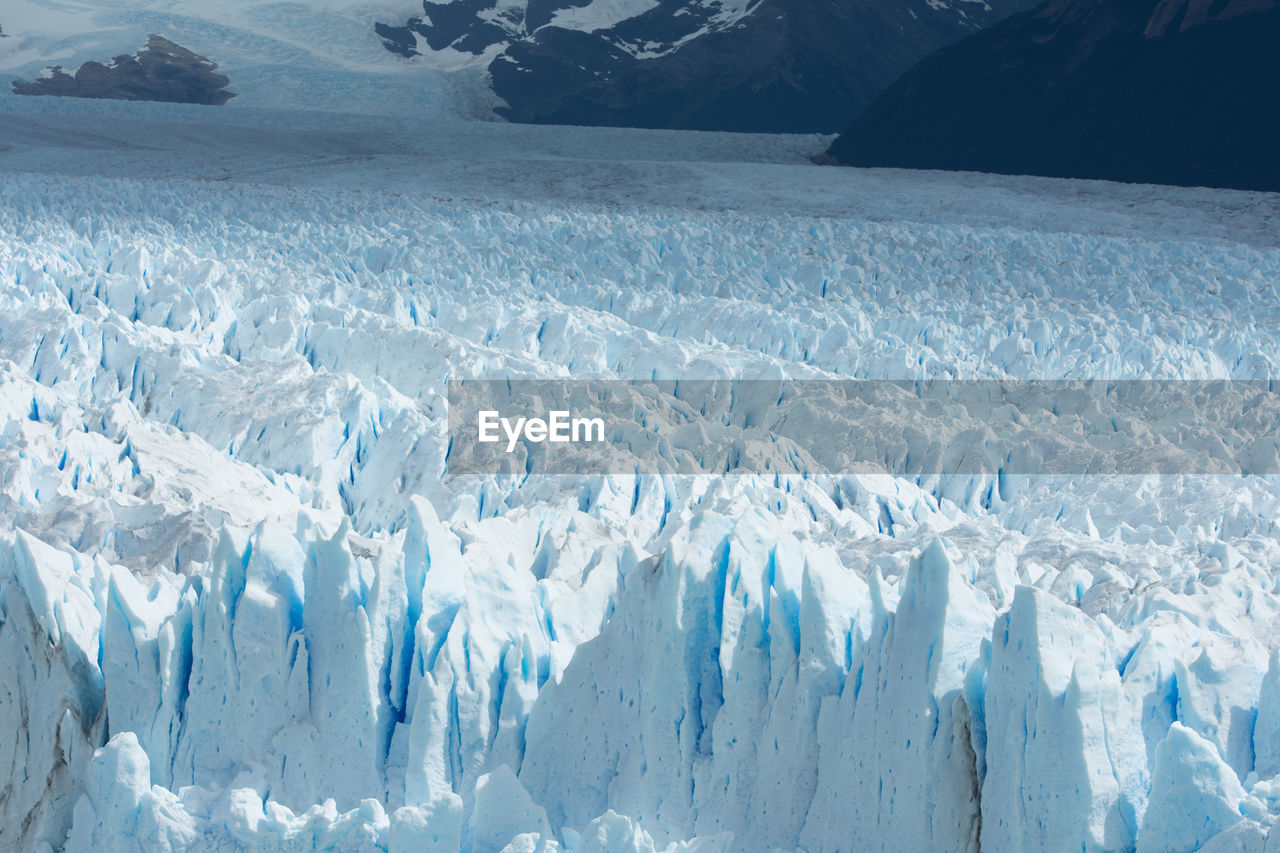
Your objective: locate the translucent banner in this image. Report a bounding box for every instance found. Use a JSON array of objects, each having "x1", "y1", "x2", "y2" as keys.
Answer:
[{"x1": 446, "y1": 380, "x2": 1280, "y2": 477}]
